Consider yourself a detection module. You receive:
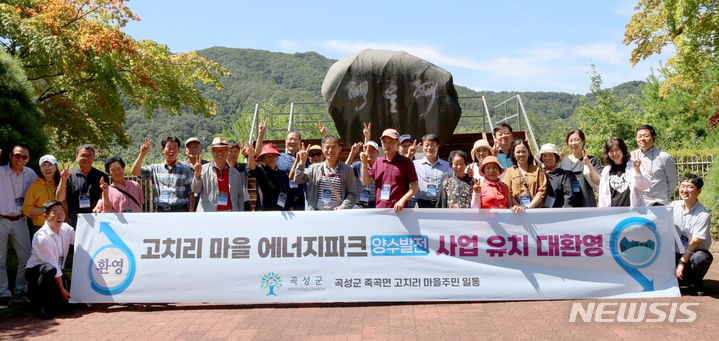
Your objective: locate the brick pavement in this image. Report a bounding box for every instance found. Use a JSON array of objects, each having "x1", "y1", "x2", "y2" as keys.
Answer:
[{"x1": 1, "y1": 254, "x2": 718, "y2": 341}]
